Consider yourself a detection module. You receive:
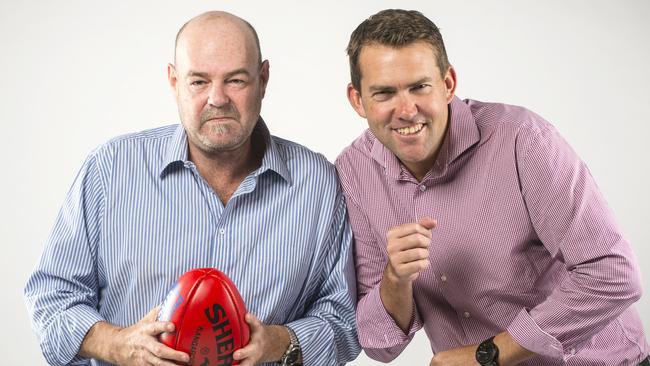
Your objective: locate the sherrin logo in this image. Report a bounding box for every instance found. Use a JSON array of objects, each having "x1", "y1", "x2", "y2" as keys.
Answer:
[{"x1": 204, "y1": 303, "x2": 235, "y2": 366}]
